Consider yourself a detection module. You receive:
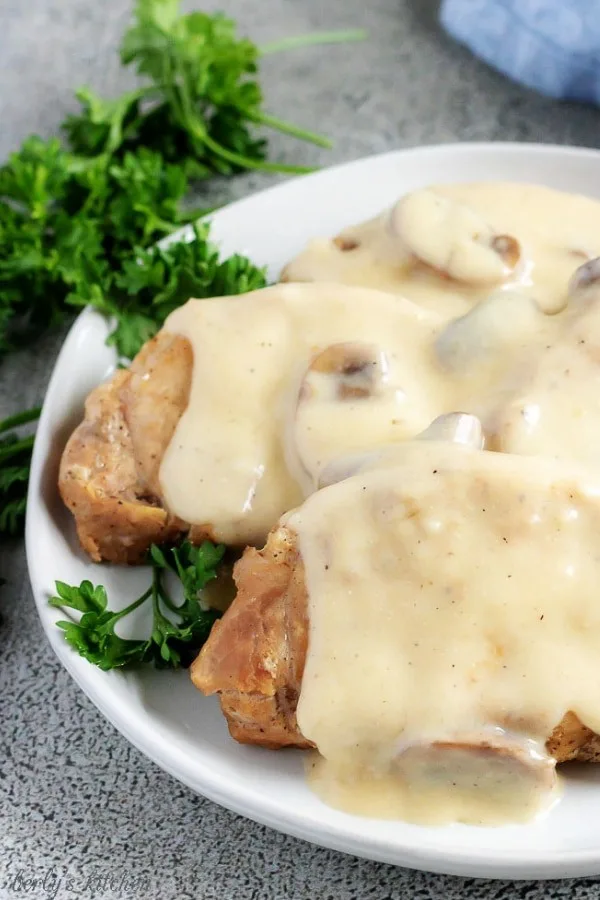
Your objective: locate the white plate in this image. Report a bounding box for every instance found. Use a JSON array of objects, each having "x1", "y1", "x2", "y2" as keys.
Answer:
[{"x1": 26, "y1": 143, "x2": 600, "y2": 880}]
